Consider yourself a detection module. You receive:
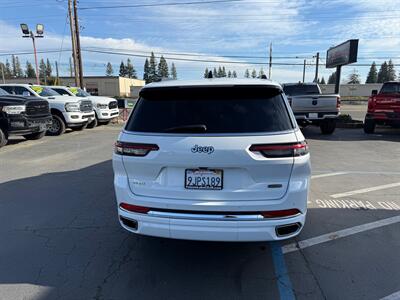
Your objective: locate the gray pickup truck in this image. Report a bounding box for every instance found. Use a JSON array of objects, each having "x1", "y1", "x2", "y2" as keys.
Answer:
[{"x1": 282, "y1": 83, "x2": 340, "y2": 134}]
